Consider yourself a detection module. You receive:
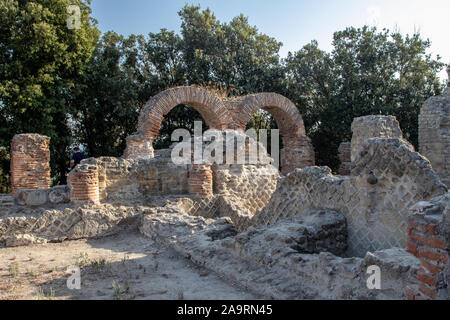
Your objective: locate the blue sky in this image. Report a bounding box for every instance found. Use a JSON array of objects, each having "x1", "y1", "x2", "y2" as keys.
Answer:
[{"x1": 91, "y1": 0, "x2": 449, "y2": 80}]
